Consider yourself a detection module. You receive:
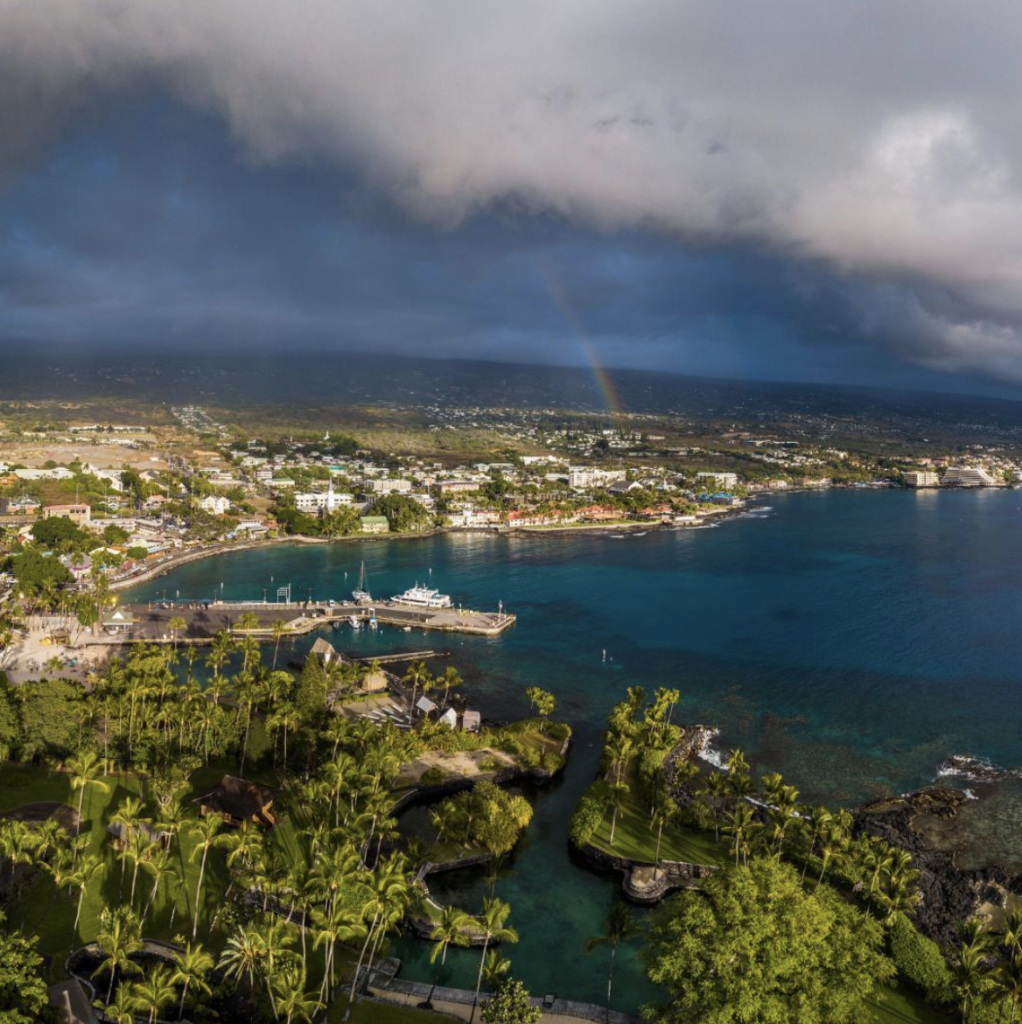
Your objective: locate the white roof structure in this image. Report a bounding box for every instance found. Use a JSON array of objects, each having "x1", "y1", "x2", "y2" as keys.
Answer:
[
  {"x1": 462, "y1": 709, "x2": 481, "y2": 733},
  {"x1": 439, "y1": 707, "x2": 458, "y2": 729},
  {"x1": 416, "y1": 695, "x2": 437, "y2": 714}
]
